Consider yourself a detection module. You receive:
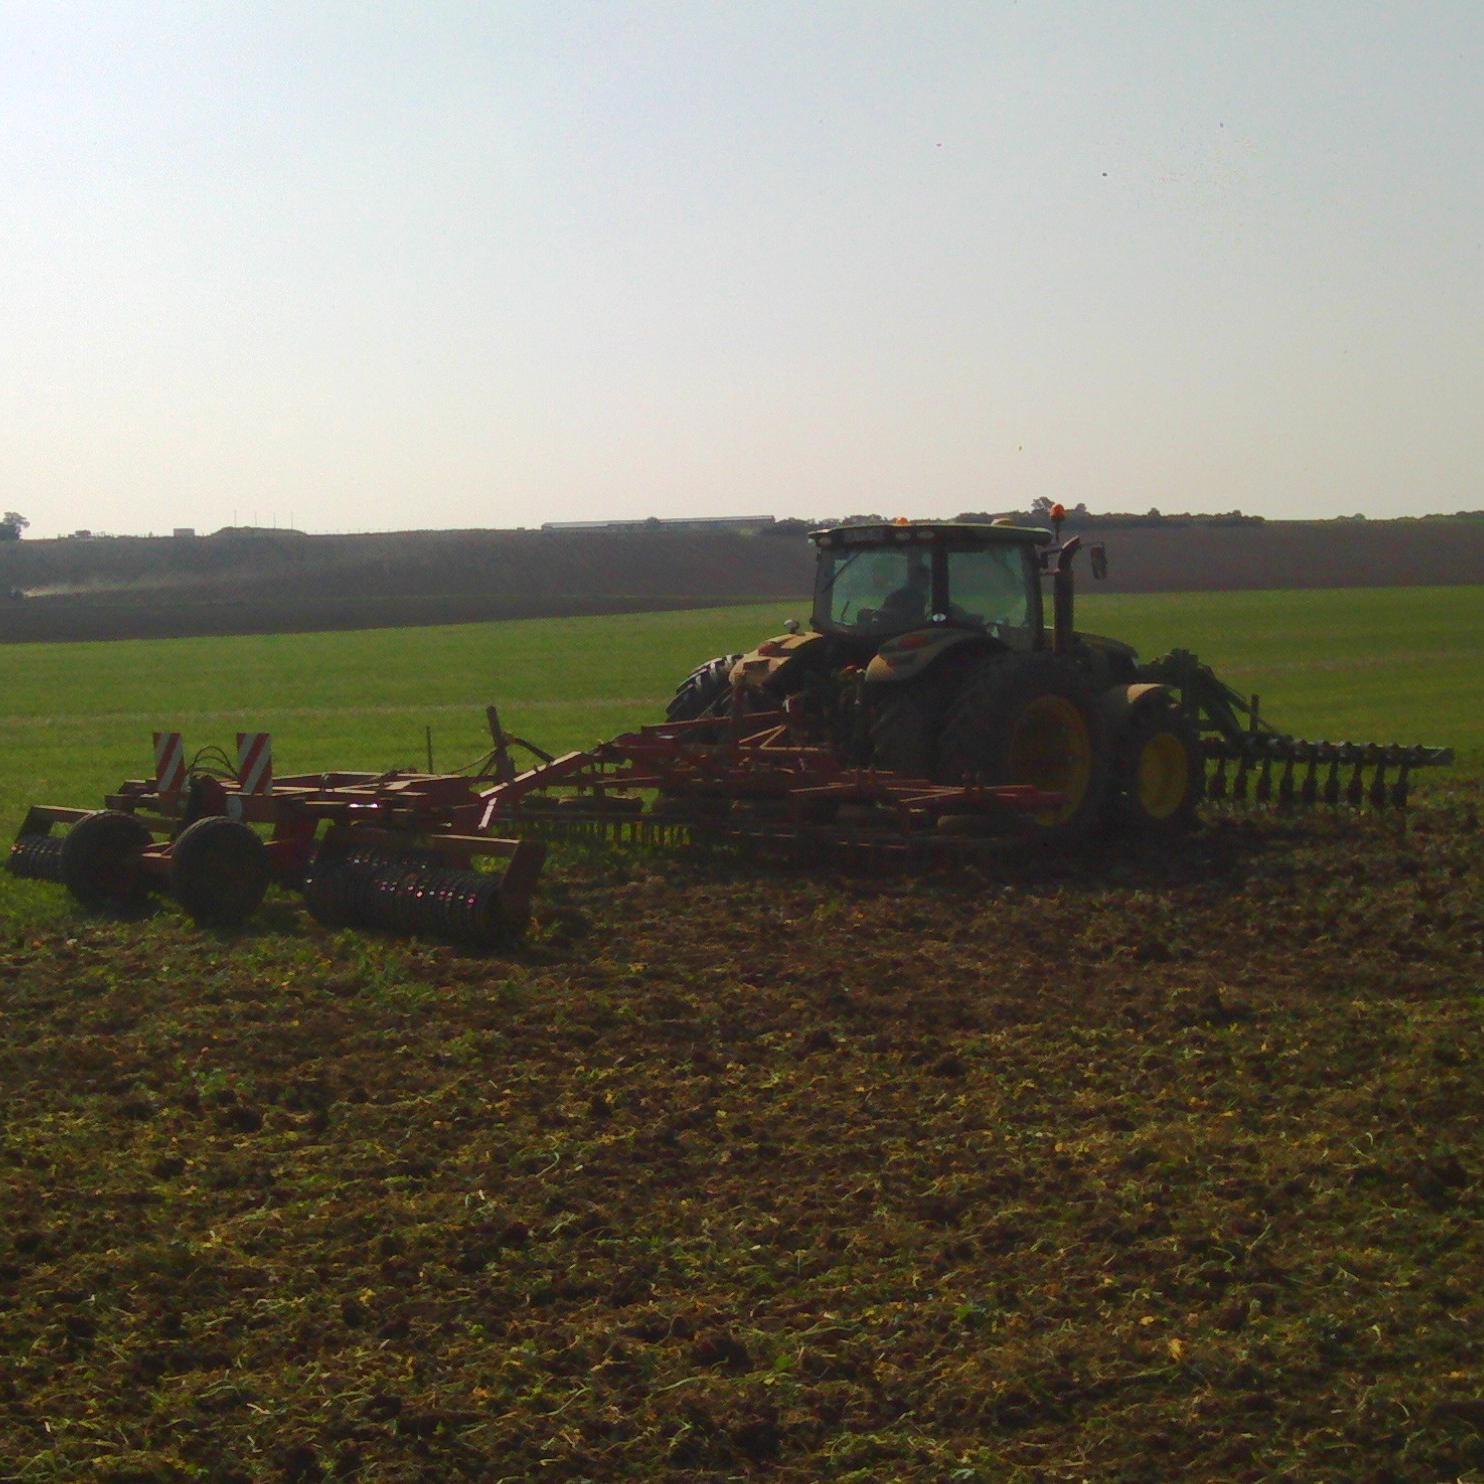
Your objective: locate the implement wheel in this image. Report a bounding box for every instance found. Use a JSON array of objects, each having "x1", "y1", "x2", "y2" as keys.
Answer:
[
  {"x1": 939, "y1": 654, "x2": 1109, "y2": 838},
  {"x1": 1112, "y1": 697, "x2": 1204, "y2": 834},
  {"x1": 170, "y1": 816, "x2": 270, "y2": 928},
  {"x1": 665, "y1": 654, "x2": 742, "y2": 724},
  {"x1": 61, "y1": 810, "x2": 153, "y2": 912}
]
